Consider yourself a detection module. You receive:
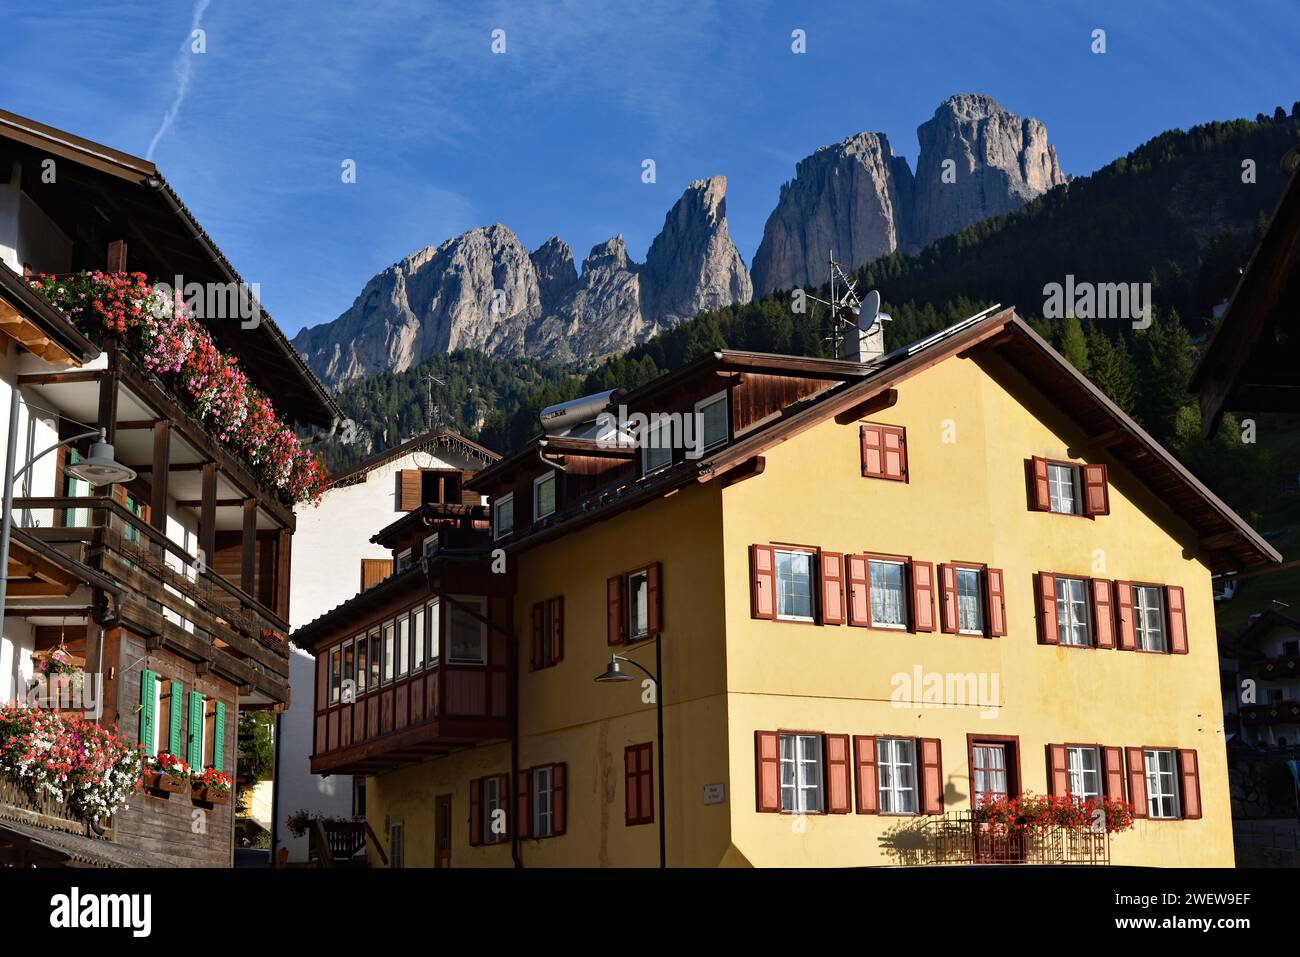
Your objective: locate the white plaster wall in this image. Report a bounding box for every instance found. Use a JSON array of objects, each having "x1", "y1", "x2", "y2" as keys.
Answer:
[{"x1": 277, "y1": 444, "x2": 487, "y2": 861}]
